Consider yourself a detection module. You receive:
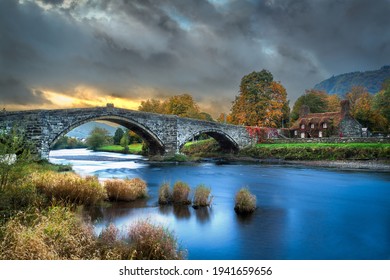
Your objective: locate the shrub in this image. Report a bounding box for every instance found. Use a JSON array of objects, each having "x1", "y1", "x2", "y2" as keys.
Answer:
[
  {"x1": 30, "y1": 171, "x2": 107, "y2": 205},
  {"x1": 104, "y1": 178, "x2": 148, "y2": 202},
  {"x1": 0, "y1": 207, "x2": 97, "y2": 260},
  {"x1": 158, "y1": 182, "x2": 172, "y2": 205},
  {"x1": 234, "y1": 188, "x2": 257, "y2": 214},
  {"x1": 192, "y1": 184, "x2": 212, "y2": 208},
  {"x1": 172, "y1": 181, "x2": 191, "y2": 205},
  {"x1": 127, "y1": 219, "x2": 186, "y2": 260},
  {"x1": 0, "y1": 181, "x2": 44, "y2": 219}
]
